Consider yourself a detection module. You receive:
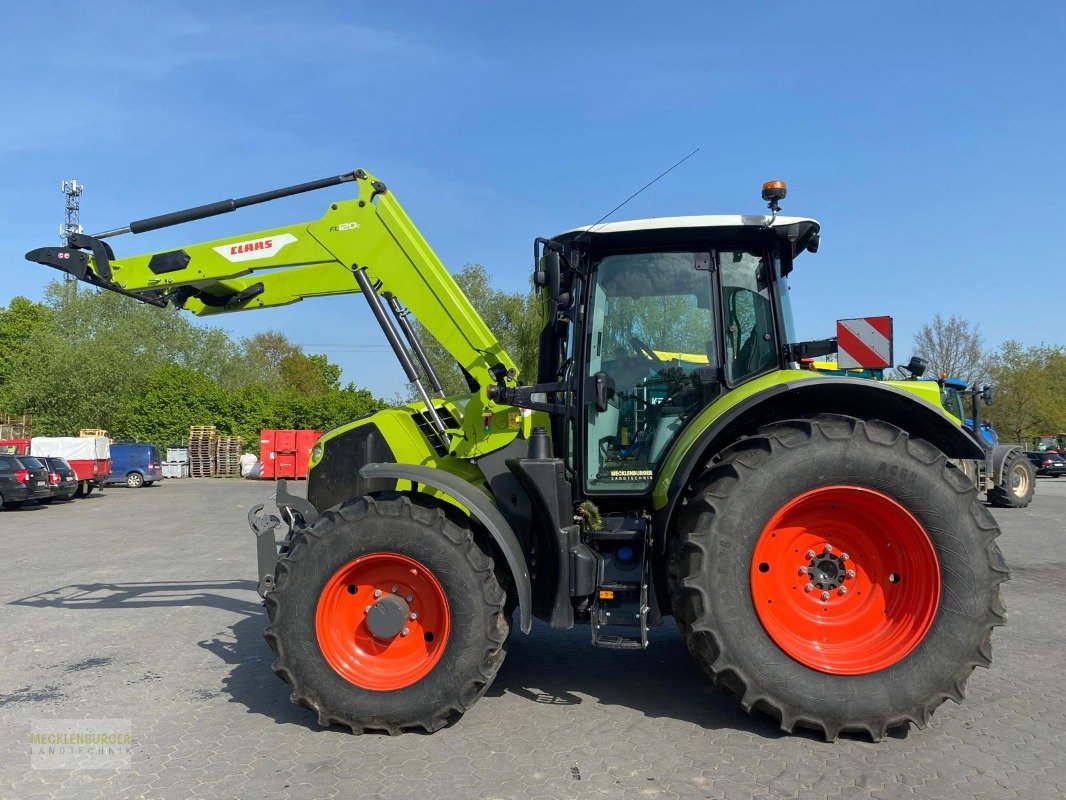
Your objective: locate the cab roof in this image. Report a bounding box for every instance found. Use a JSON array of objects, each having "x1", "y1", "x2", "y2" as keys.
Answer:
[
  {"x1": 559, "y1": 214, "x2": 817, "y2": 236},
  {"x1": 554, "y1": 215, "x2": 820, "y2": 258}
]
